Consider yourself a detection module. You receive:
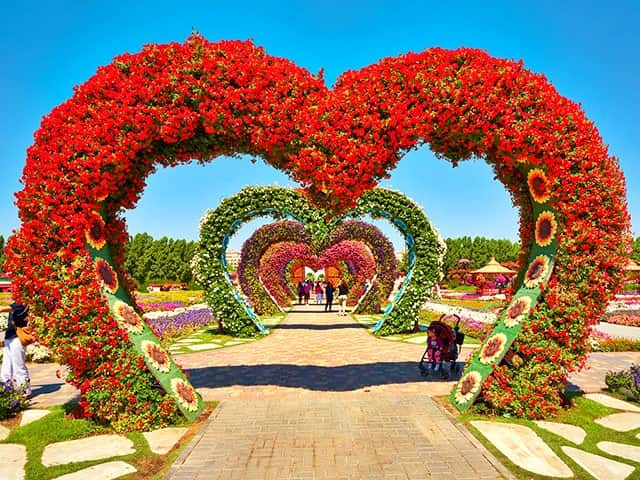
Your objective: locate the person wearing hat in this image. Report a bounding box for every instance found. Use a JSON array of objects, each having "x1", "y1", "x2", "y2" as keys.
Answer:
[{"x1": 1, "y1": 303, "x2": 31, "y2": 397}]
